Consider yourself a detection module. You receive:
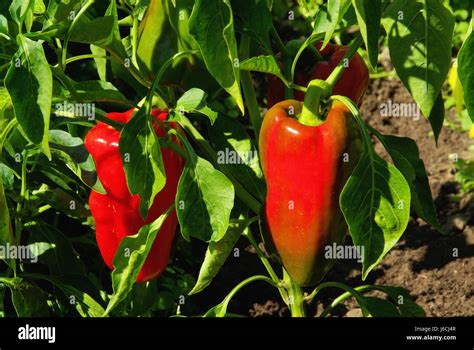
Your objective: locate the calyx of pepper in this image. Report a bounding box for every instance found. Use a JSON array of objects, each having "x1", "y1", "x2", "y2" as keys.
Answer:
[{"x1": 298, "y1": 79, "x2": 333, "y2": 126}]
